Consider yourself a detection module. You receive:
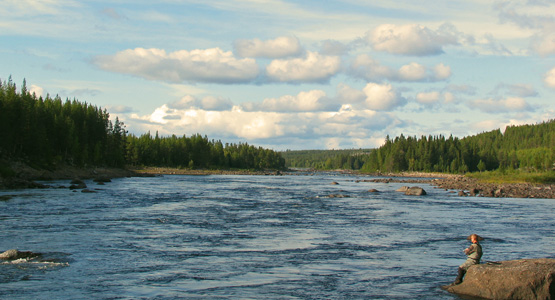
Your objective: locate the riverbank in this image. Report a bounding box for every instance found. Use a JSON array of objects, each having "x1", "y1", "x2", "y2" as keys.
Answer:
[
  {"x1": 0, "y1": 163, "x2": 283, "y2": 189},
  {"x1": 1, "y1": 163, "x2": 554, "y2": 199},
  {"x1": 132, "y1": 166, "x2": 283, "y2": 176},
  {"x1": 358, "y1": 172, "x2": 555, "y2": 199}
]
